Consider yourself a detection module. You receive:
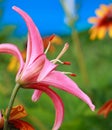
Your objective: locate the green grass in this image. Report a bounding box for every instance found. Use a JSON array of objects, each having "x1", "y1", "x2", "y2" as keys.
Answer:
[{"x1": 0, "y1": 29, "x2": 112, "y2": 130}]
